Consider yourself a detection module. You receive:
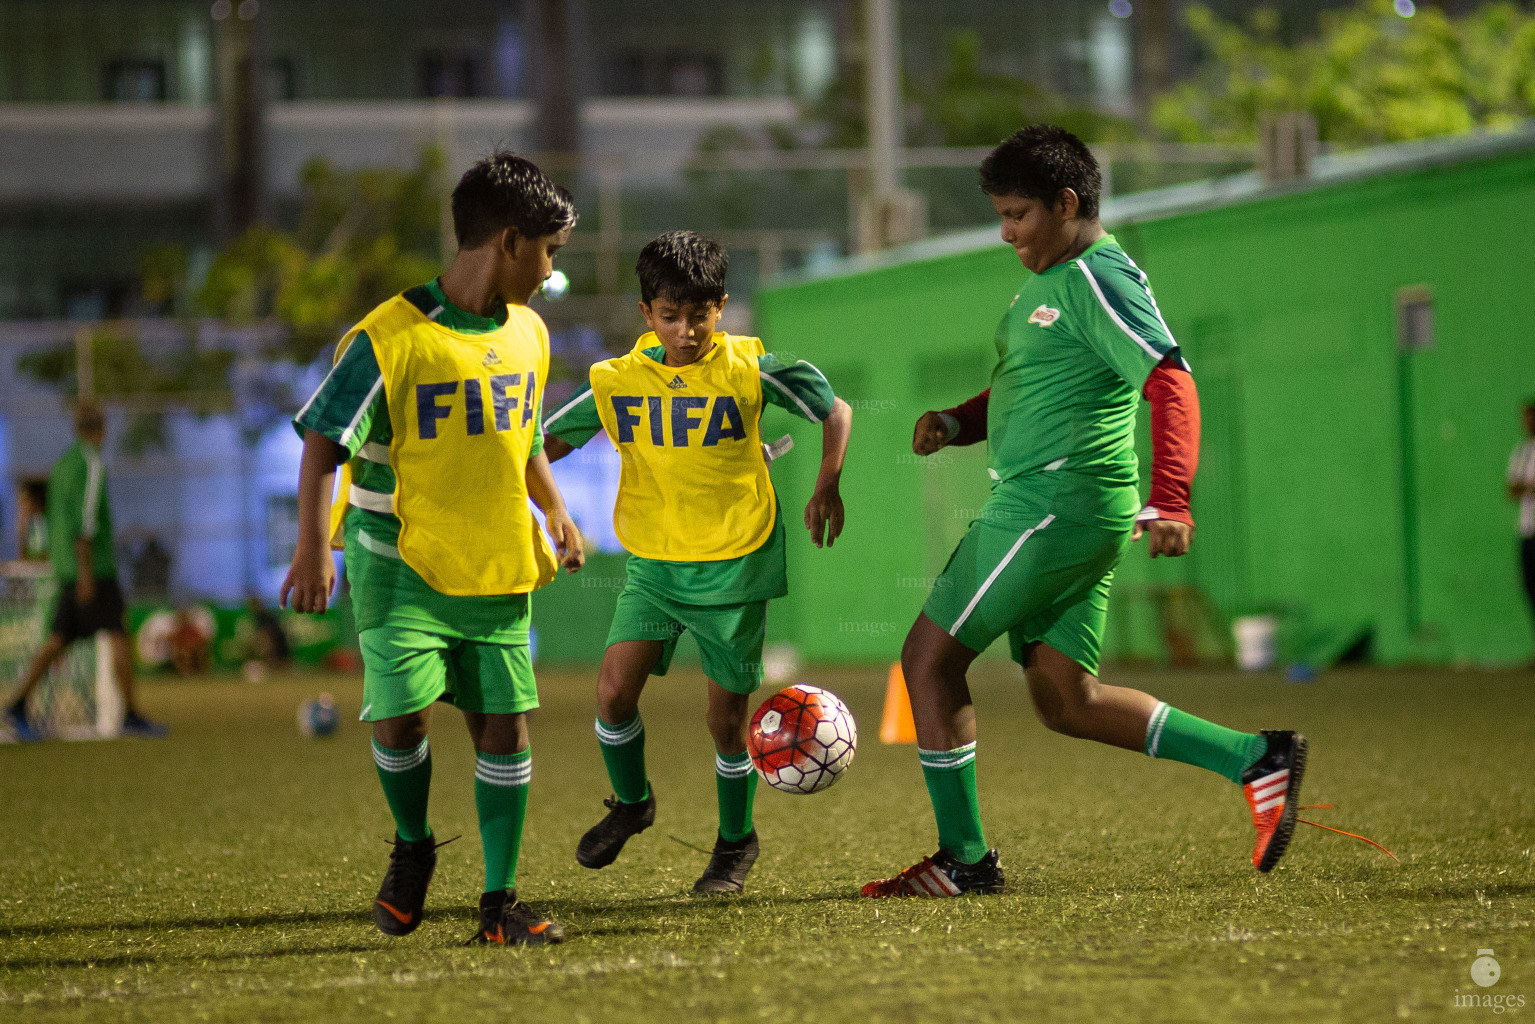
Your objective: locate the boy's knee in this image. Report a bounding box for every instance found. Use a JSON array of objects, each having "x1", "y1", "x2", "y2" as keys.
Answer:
[
  {"x1": 596, "y1": 692, "x2": 637, "y2": 726},
  {"x1": 900, "y1": 638, "x2": 940, "y2": 692},
  {"x1": 373, "y1": 712, "x2": 428, "y2": 750},
  {"x1": 596, "y1": 673, "x2": 640, "y2": 722}
]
